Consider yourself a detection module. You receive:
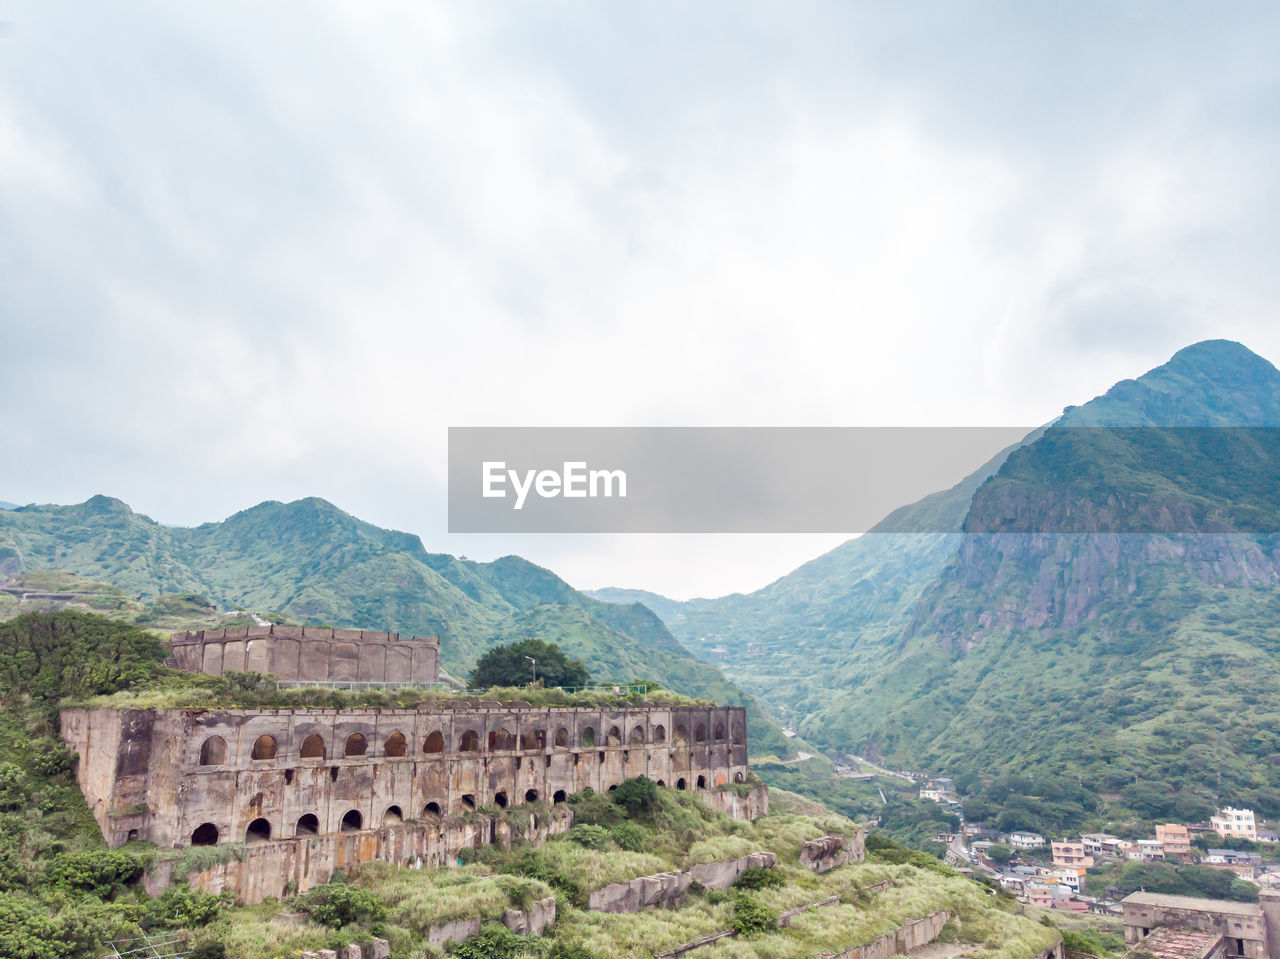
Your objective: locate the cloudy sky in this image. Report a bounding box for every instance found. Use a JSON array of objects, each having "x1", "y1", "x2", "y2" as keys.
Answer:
[{"x1": 3, "y1": 2, "x2": 1279, "y2": 598}]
